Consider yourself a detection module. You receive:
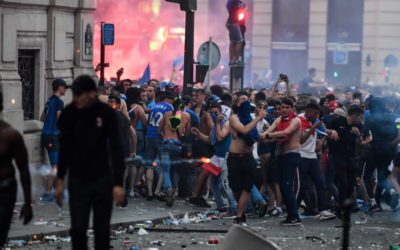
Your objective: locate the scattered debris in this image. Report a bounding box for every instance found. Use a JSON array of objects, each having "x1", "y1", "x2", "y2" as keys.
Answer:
[
  {"x1": 305, "y1": 236, "x2": 327, "y2": 244},
  {"x1": 150, "y1": 240, "x2": 165, "y2": 246},
  {"x1": 138, "y1": 228, "x2": 149, "y2": 236}
]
